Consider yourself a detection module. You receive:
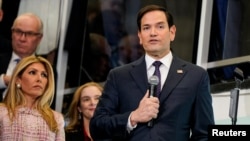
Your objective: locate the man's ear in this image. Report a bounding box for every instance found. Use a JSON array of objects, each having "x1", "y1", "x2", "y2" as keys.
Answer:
[
  {"x1": 138, "y1": 31, "x2": 142, "y2": 45},
  {"x1": 170, "y1": 25, "x2": 176, "y2": 41}
]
